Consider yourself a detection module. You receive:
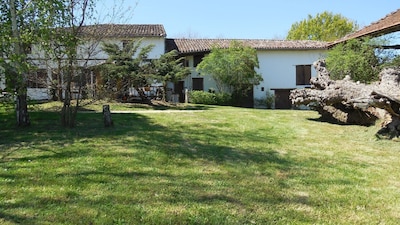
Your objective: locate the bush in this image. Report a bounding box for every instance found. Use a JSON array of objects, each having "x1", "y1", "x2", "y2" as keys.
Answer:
[
  {"x1": 215, "y1": 92, "x2": 232, "y2": 106},
  {"x1": 189, "y1": 91, "x2": 232, "y2": 106},
  {"x1": 189, "y1": 91, "x2": 217, "y2": 105},
  {"x1": 254, "y1": 91, "x2": 275, "y2": 109}
]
